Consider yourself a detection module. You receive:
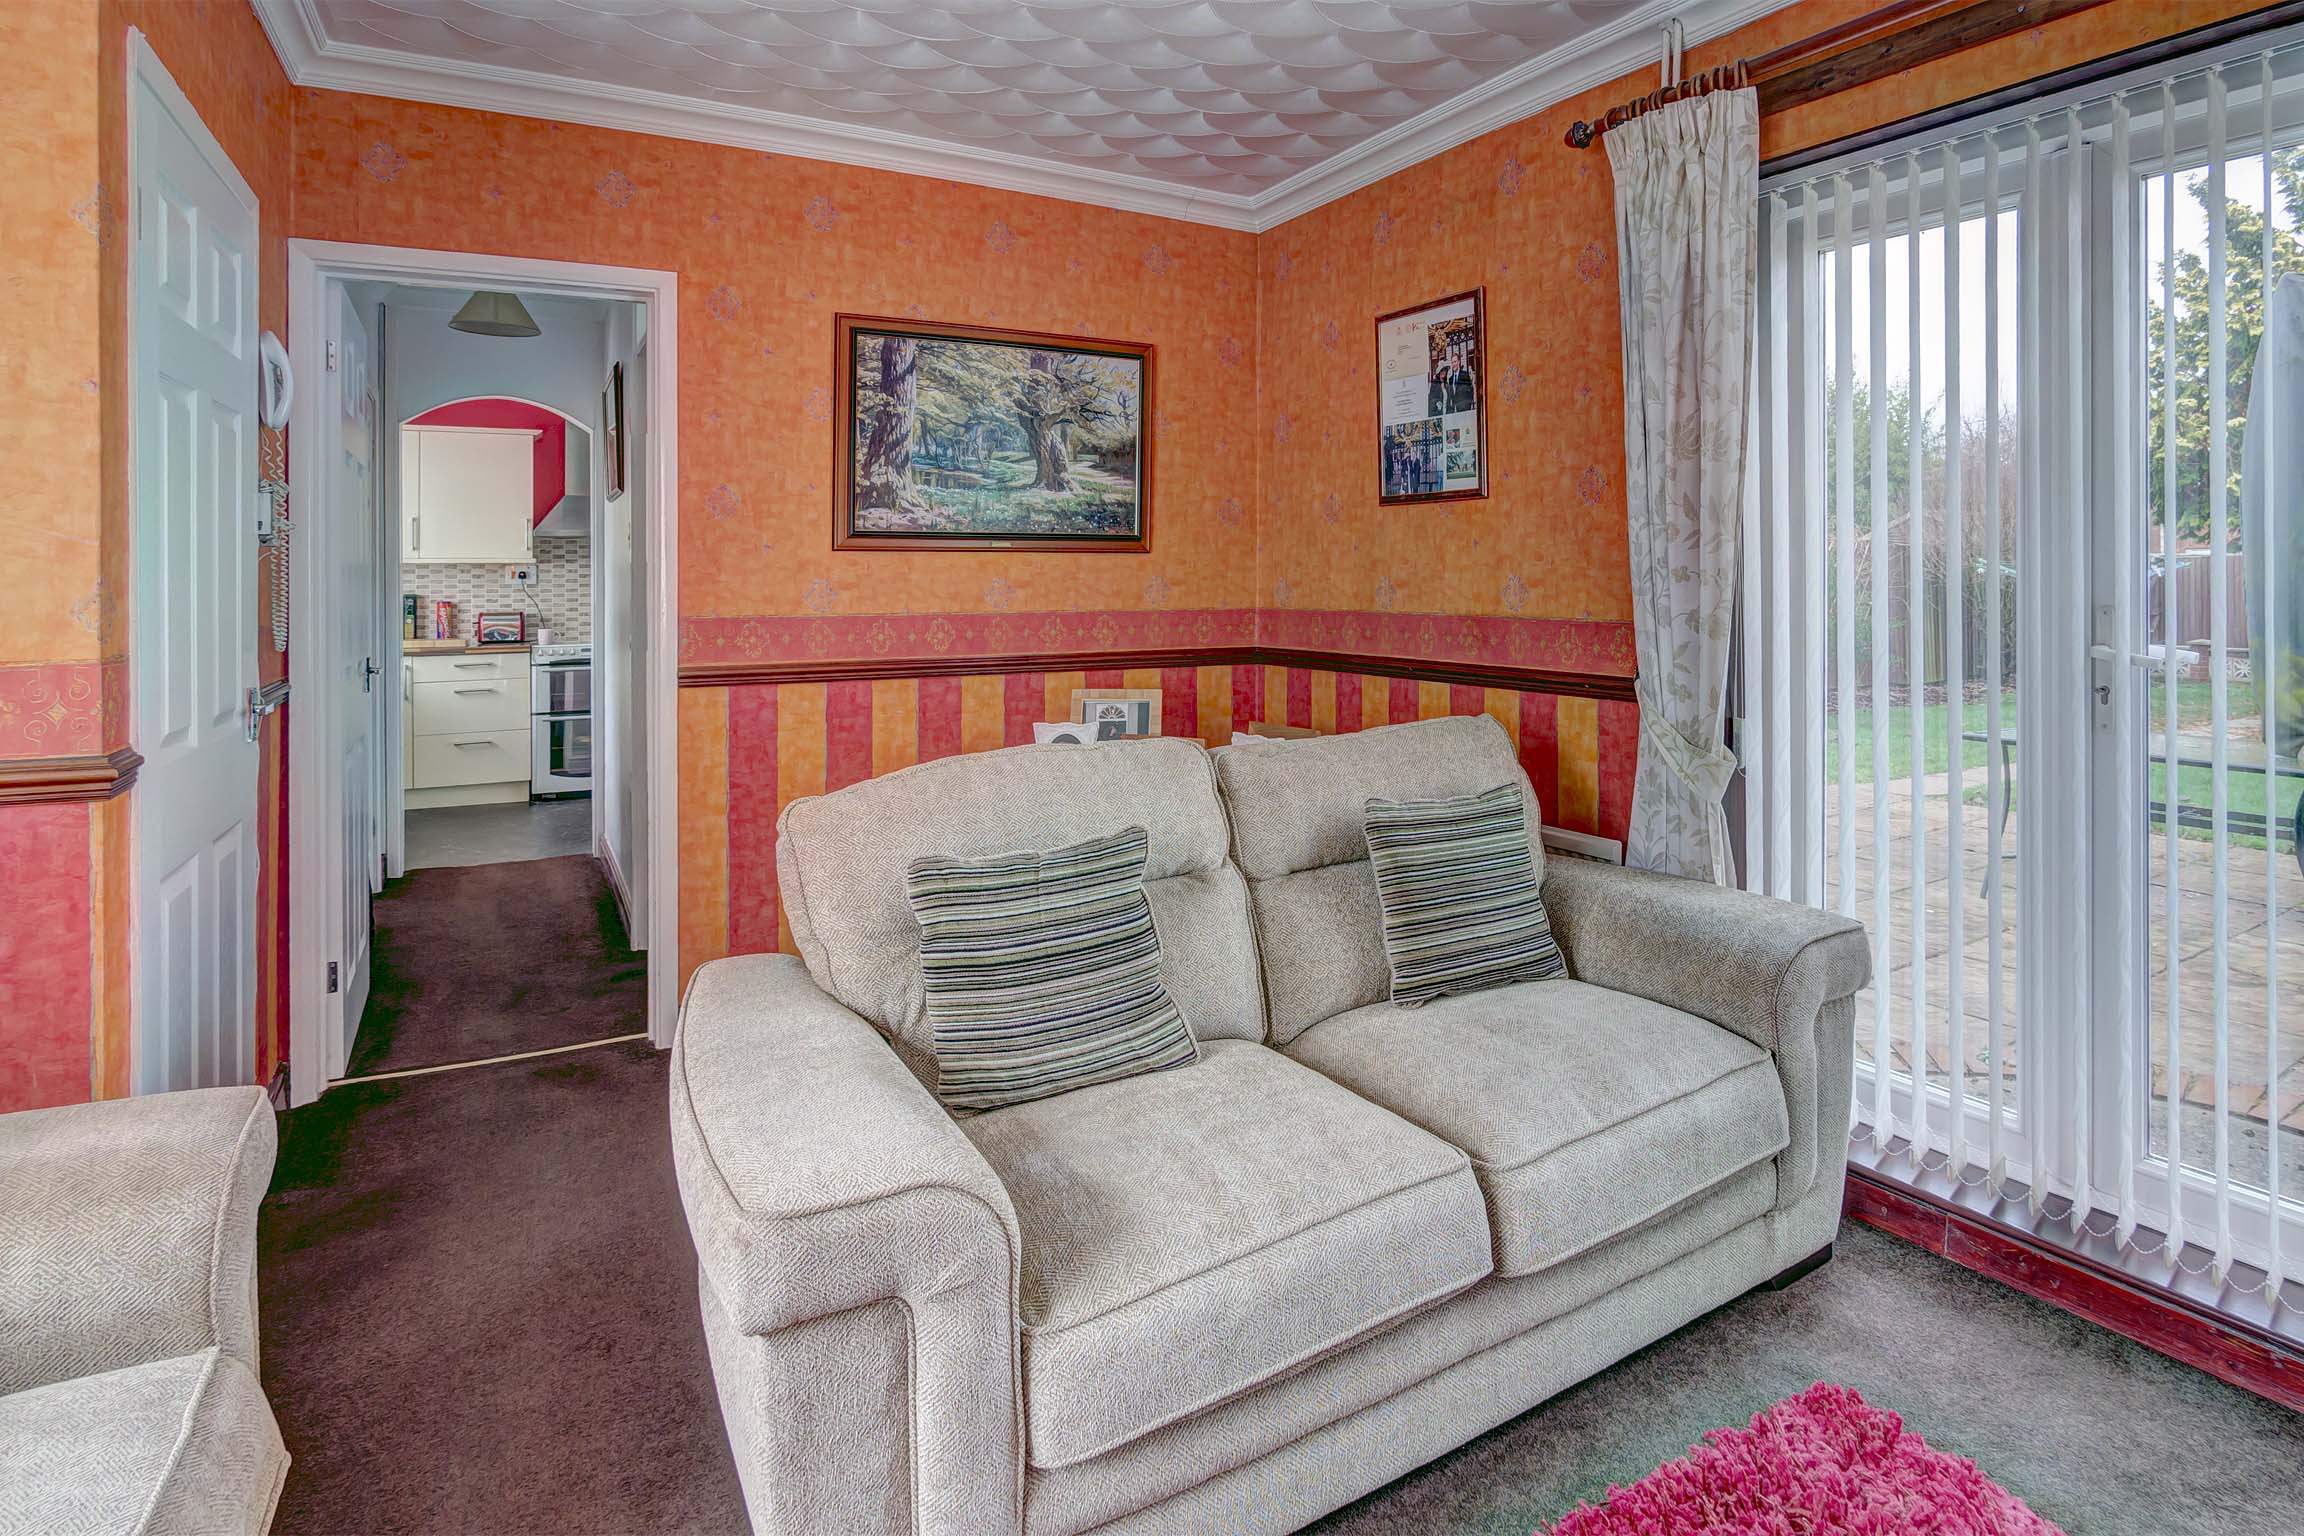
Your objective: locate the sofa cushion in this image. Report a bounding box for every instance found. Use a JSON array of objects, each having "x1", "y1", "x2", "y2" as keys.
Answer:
[
  {"x1": 1285, "y1": 980, "x2": 1789, "y2": 1277},
  {"x1": 960, "y1": 1038, "x2": 1492, "y2": 1469},
  {"x1": 1364, "y1": 782, "x2": 1566, "y2": 1005},
  {"x1": 777, "y1": 737, "x2": 1265, "y2": 1057},
  {"x1": 1215, "y1": 715, "x2": 1546, "y2": 1042},
  {"x1": 907, "y1": 826, "x2": 1199, "y2": 1111},
  {"x1": 0, "y1": 1348, "x2": 288, "y2": 1536}
]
